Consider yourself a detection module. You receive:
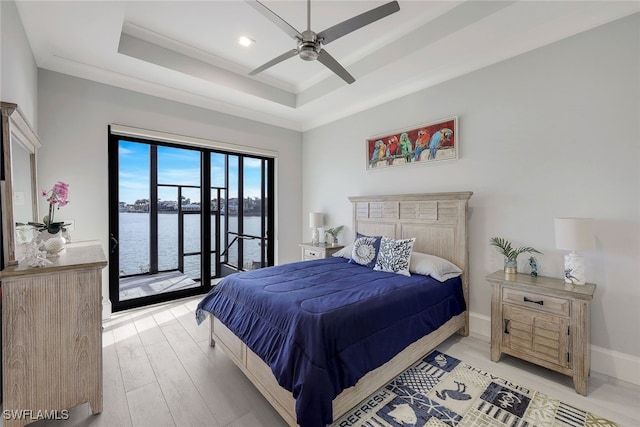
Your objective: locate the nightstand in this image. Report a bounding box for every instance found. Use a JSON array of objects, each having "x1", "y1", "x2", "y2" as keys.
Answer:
[
  {"x1": 299, "y1": 242, "x2": 344, "y2": 261},
  {"x1": 486, "y1": 271, "x2": 596, "y2": 395}
]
